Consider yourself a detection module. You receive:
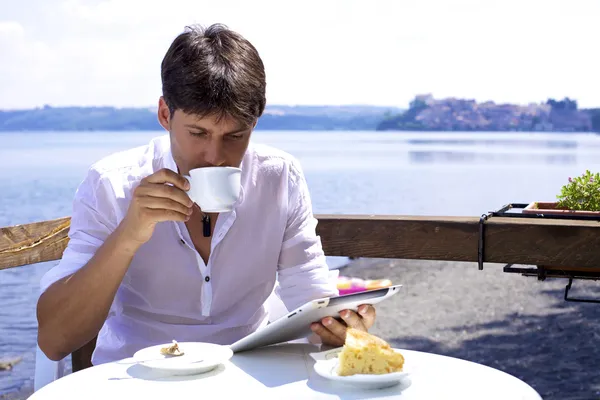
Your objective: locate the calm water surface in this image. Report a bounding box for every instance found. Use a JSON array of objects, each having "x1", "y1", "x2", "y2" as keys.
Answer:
[{"x1": 2, "y1": 130, "x2": 600, "y2": 396}]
